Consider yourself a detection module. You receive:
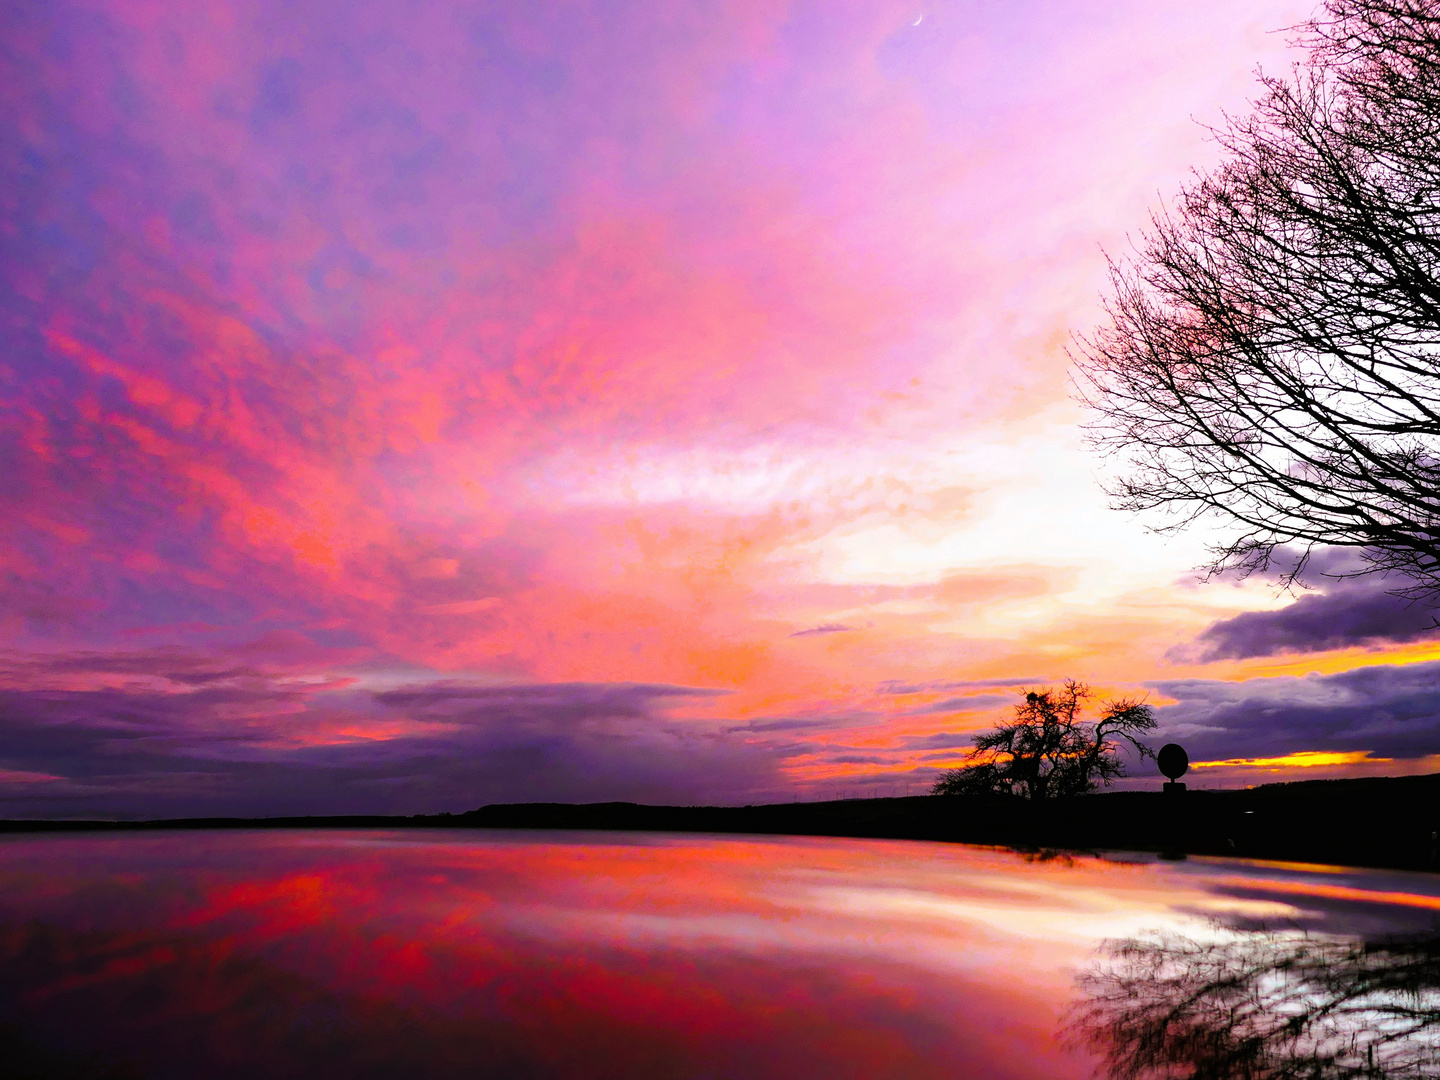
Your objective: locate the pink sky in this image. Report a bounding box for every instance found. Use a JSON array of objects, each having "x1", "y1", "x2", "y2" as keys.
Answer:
[{"x1": 5, "y1": 0, "x2": 1437, "y2": 816}]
